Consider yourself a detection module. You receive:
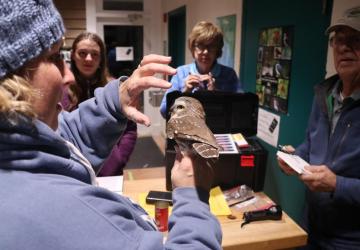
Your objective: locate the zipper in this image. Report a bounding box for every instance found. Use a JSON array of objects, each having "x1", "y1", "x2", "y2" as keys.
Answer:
[{"x1": 331, "y1": 122, "x2": 351, "y2": 165}]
